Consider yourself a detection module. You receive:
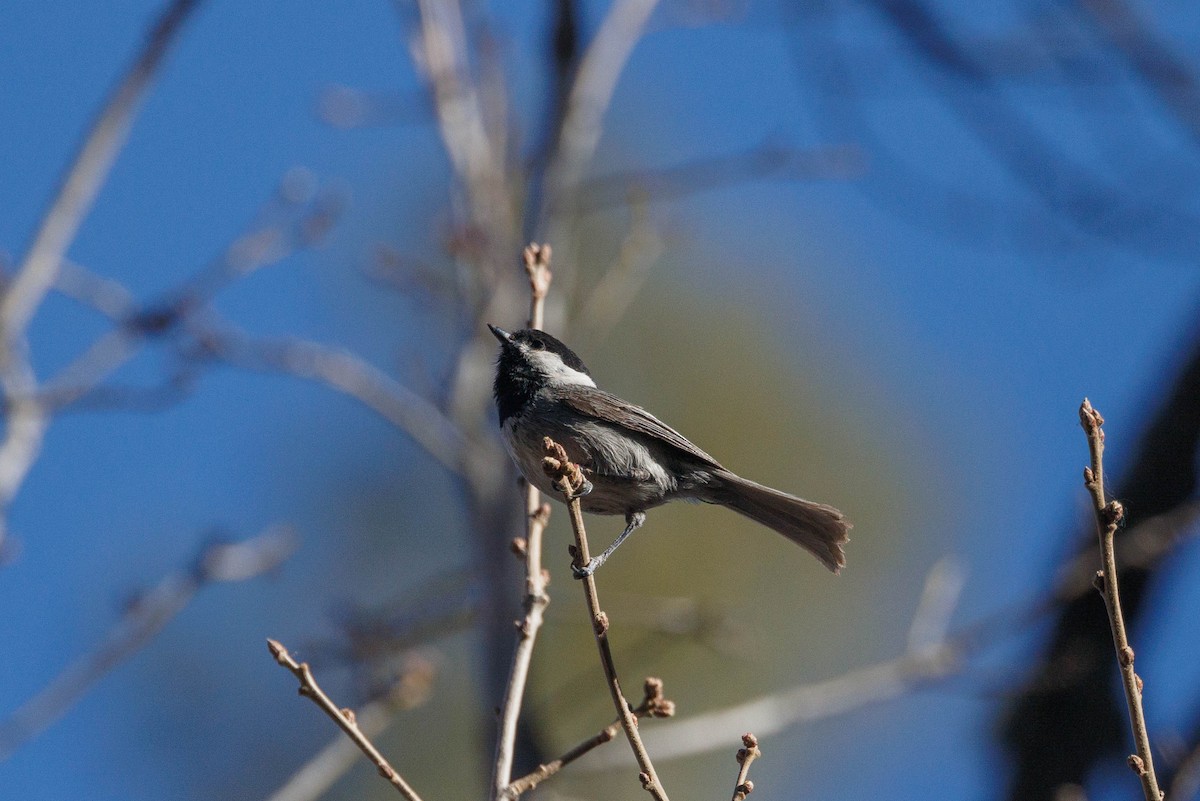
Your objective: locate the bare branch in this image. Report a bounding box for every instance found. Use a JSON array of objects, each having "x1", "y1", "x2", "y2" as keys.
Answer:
[
  {"x1": 575, "y1": 142, "x2": 865, "y2": 213},
  {"x1": 503, "y1": 677, "x2": 675, "y2": 799},
  {"x1": 264, "y1": 654, "x2": 436, "y2": 801},
  {"x1": 0, "y1": 525, "x2": 296, "y2": 760},
  {"x1": 620, "y1": 635, "x2": 961, "y2": 766},
  {"x1": 543, "y1": 438, "x2": 670, "y2": 801},
  {"x1": 36, "y1": 178, "x2": 342, "y2": 418},
  {"x1": 574, "y1": 200, "x2": 662, "y2": 339},
  {"x1": 54, "y1": 259, "x2": 138, "y2": 320},
  {"x1": 1079, "y1": 399, "x2": 1162, "y2": 801},
  {"x1": 267, "y1": 639, "x2": 424, "y2": 801},
  {"x1": 0, "y1": 358, "x2": 47, "y2": 549},
  {"x1": 411, "y1": 0, "x2": 515, "y2": 250},
  {"x1": 587, "y1": 559, "x2": 965, "y2": 766},
  {"x1": 906, "y1": 557, "x2": 967, "y2": 653},
  {"x1": 730, "y1": 733, "x2": 760, "y2": 801},
  {"x1": 198, "y1": 324, "x2": 467, "y2": 475},
  {"x1": 492, "y1": 244, "x2": 555, "y2": 797},
  {"x1": 265, "y1": 699, "x2": 400, "y2": 801},
  {"x1": 540, "y1": 0, "x2": 663, "y2": 224},
  {"x1": 0, "y1": 0, "x2": 202, "y2": 339}
]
